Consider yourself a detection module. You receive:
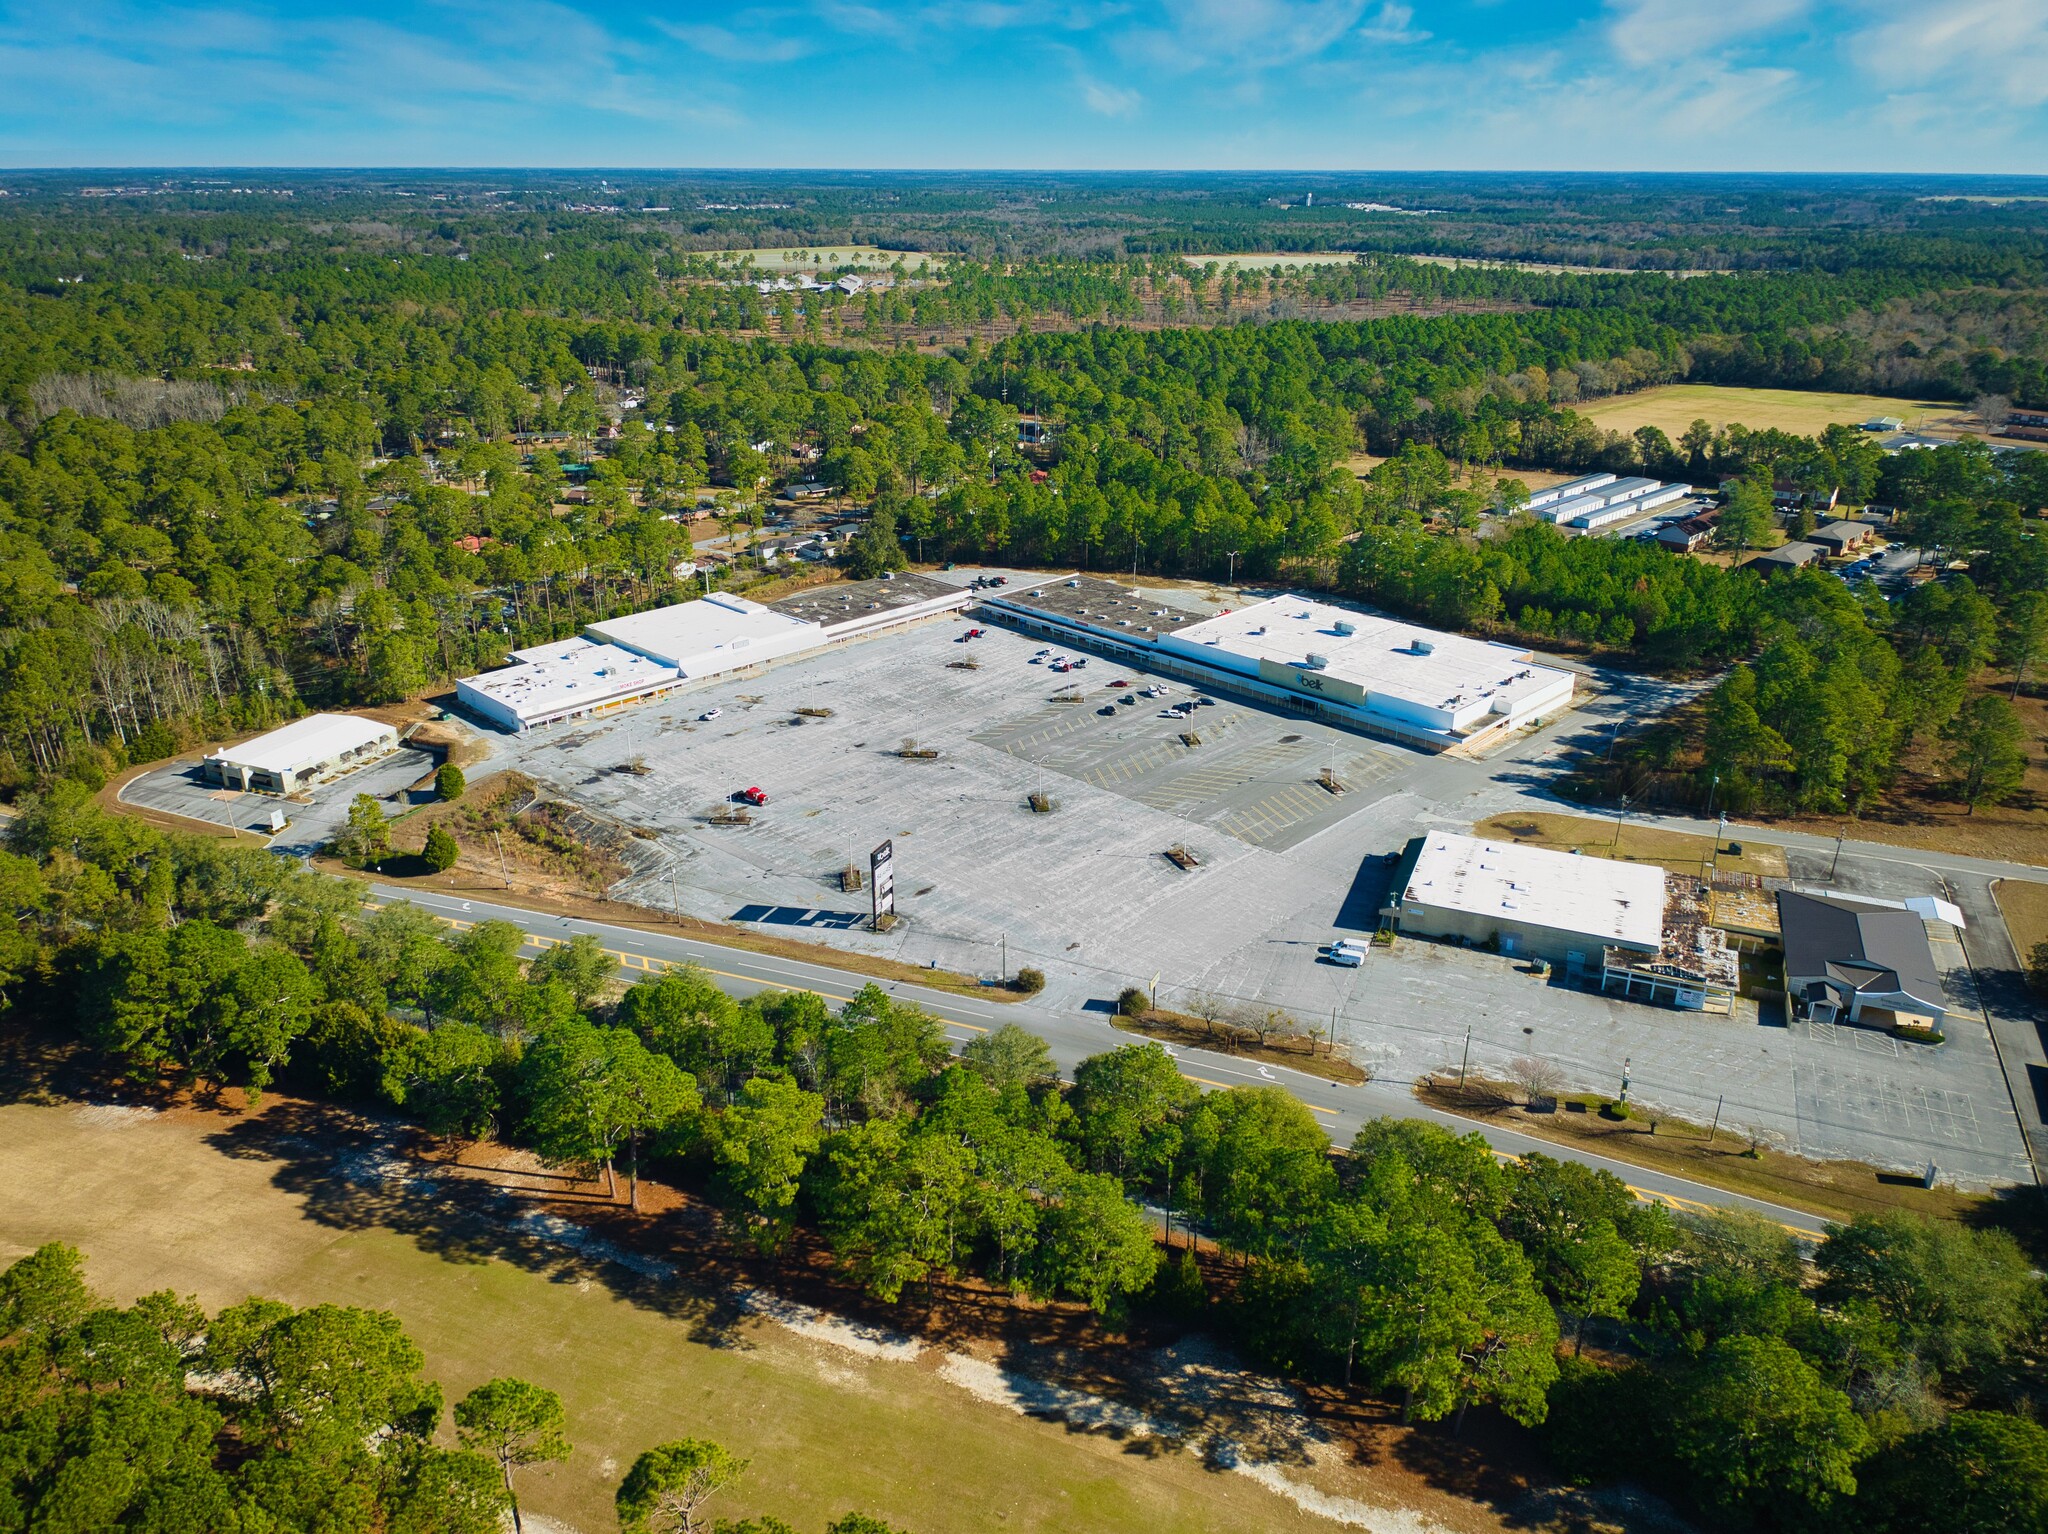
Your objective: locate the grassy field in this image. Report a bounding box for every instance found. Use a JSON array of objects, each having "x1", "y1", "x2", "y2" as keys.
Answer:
[
  {"x1": 1574, "y1": 383, "x2": 1956, "y2": 440},
  {"x1": 1995, "y1": 878, "x2": 2048, "y2": 990},
  {"x1": 0, "y1": 1088, "x2": 1588, "y2": 1534},
  {"x1": 1472, "y1": 811, "x2": 1788, "y2": 881}
]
